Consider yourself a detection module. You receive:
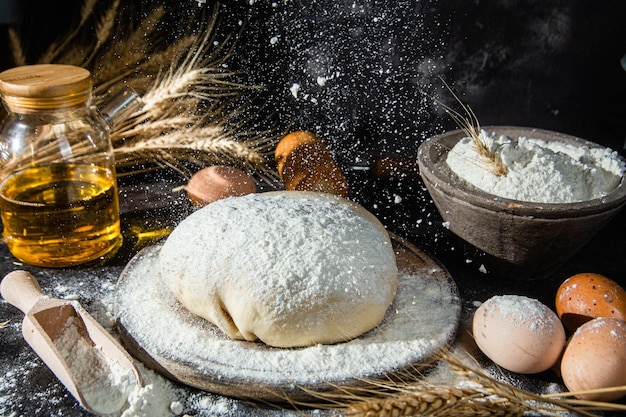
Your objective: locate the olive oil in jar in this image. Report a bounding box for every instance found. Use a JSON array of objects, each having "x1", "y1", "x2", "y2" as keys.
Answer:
[
  {"x1": 0, "y1": 64, "x2": 127, "y2": 267},
  {"x1": 0, "y1": 164, "x2": 122, "y2": 267}
]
